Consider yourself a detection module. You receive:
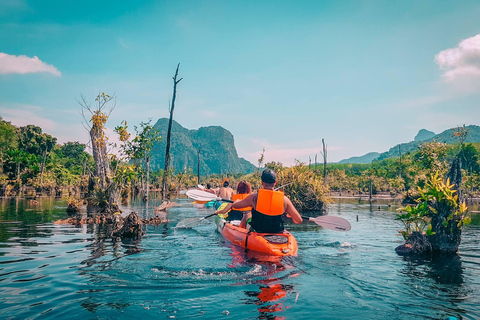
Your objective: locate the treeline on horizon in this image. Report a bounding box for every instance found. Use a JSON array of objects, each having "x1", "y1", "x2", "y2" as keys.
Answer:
[
  {"x1": 1, "y1": 116, "x2": 480, "y2": 200},
  {"x1": 325, "y1": 139, "x2": 480, "y2": 199}
]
